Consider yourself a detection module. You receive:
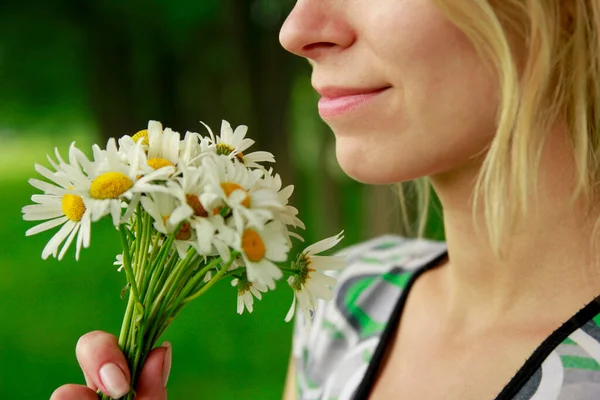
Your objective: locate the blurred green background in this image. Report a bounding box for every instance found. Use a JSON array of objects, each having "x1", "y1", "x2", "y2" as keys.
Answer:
[{"x1": 0, "y1": 1, "x2": 443, "y2": 399}]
